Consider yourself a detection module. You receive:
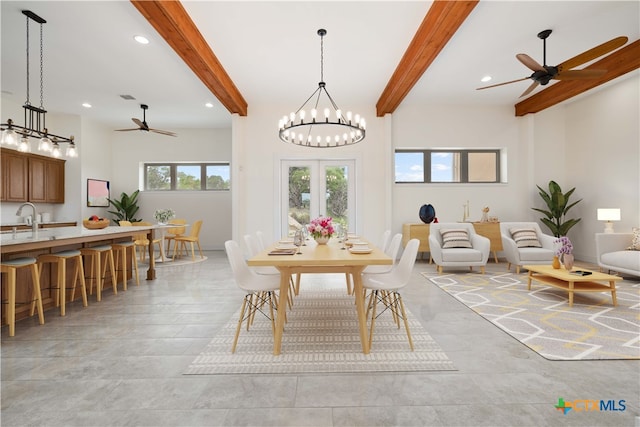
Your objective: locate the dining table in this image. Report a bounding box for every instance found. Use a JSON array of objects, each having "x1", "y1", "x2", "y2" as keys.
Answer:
[{"x1": 247, "y1": 237, "x2": 392, "y2": 355}]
